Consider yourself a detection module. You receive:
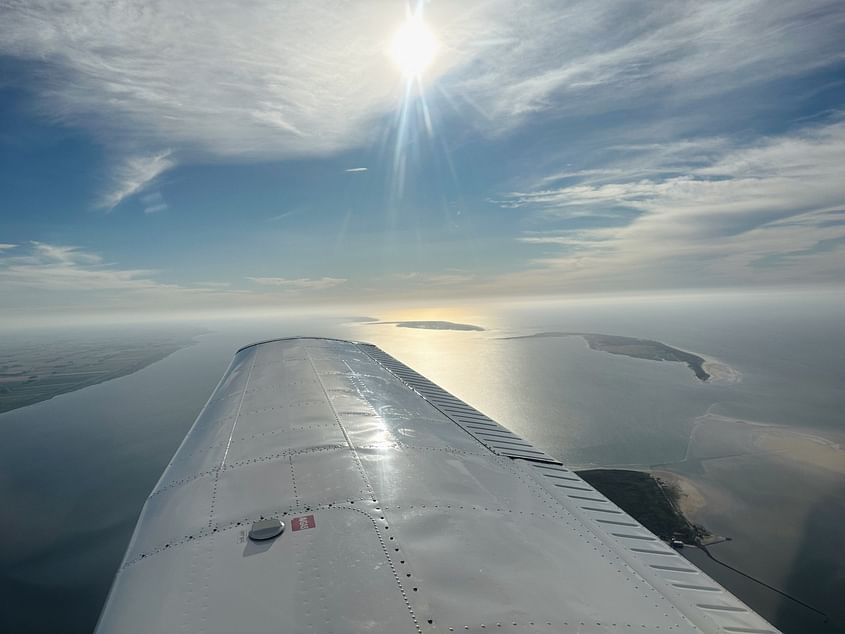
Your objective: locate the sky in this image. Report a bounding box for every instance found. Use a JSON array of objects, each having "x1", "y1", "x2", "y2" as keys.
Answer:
[{"x1": 1, "y1": 0, "x2": 844, "y2": 324}]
